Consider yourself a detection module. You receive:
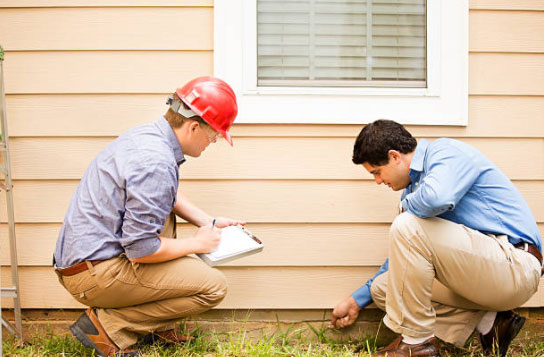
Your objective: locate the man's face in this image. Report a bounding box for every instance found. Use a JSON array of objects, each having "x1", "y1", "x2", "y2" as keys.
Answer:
[
  {"x1": 184, "y1": 121, "x2": 219, "y2": 157},
  {"x1": 362, "y1": 152, "x2": 411, "y2": 191}
]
